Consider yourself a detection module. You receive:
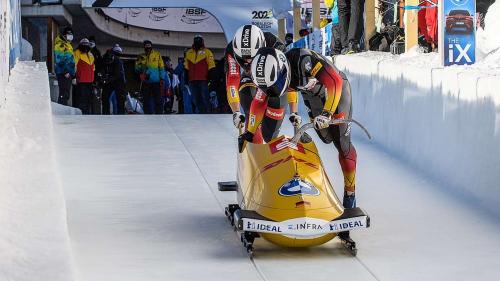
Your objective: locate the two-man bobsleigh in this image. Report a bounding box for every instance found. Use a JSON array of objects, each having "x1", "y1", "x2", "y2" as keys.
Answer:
[{"x1": 219, "y1": 119, "x2": 371, "y2": 256}]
